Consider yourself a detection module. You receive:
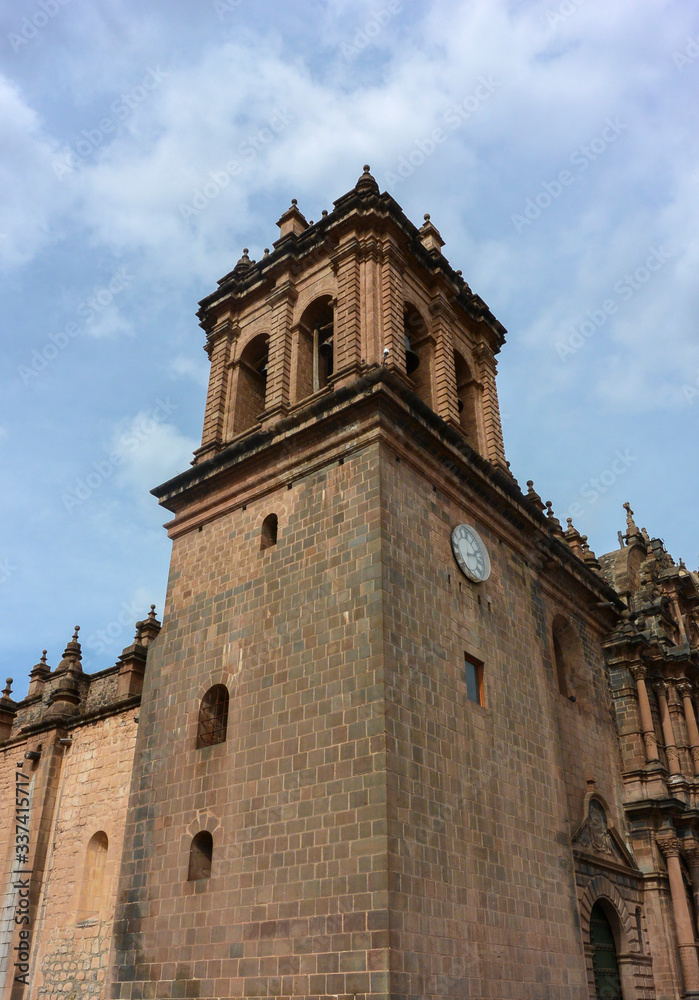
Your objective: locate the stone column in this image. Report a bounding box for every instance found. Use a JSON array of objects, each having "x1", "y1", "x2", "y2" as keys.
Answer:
[
  {"x1": 472, "y1": 343, "x2": 507, "y2": 471},
  {"x1": 658, "y1": 835, "x2": 699, "y2": 996},
  {"x1": 684, "y1": 846, "x2": 699, "y2": 938},
  {"x1": 653, "y1": 678, "x2": 682, "y2": 775},
  {"x1": 630, "y1": 662, "x2": 660, "y2": 763},
  {"x1": 196, "y1": 319, "x2": 234, "y2": 462},
  {"x1": 378, "y1": 243, "x2": 407, "y2": 375},
  {"x1": 331, "y1": 241, "x2": 363, "y2": 380},
  {"x1": 429, "y1": 294, "x2": 459, "y2": 428},
  {"x1": 678, "y1": 680, "x2": 699, "y2": 775},
  {"x1": 263, "y1": 281, "x2": 297, "y2": 420}
]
